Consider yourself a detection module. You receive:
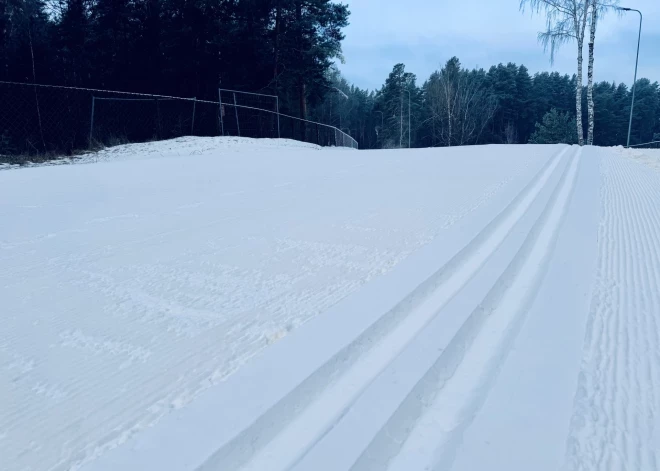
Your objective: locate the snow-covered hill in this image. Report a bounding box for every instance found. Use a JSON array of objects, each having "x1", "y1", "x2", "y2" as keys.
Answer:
[
  {"x1": 1, "y1": 138, "x2": 659, "y2": 471},
  {"x1": 0, "y1": 136, "x2": 327, "y2": 170}
]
